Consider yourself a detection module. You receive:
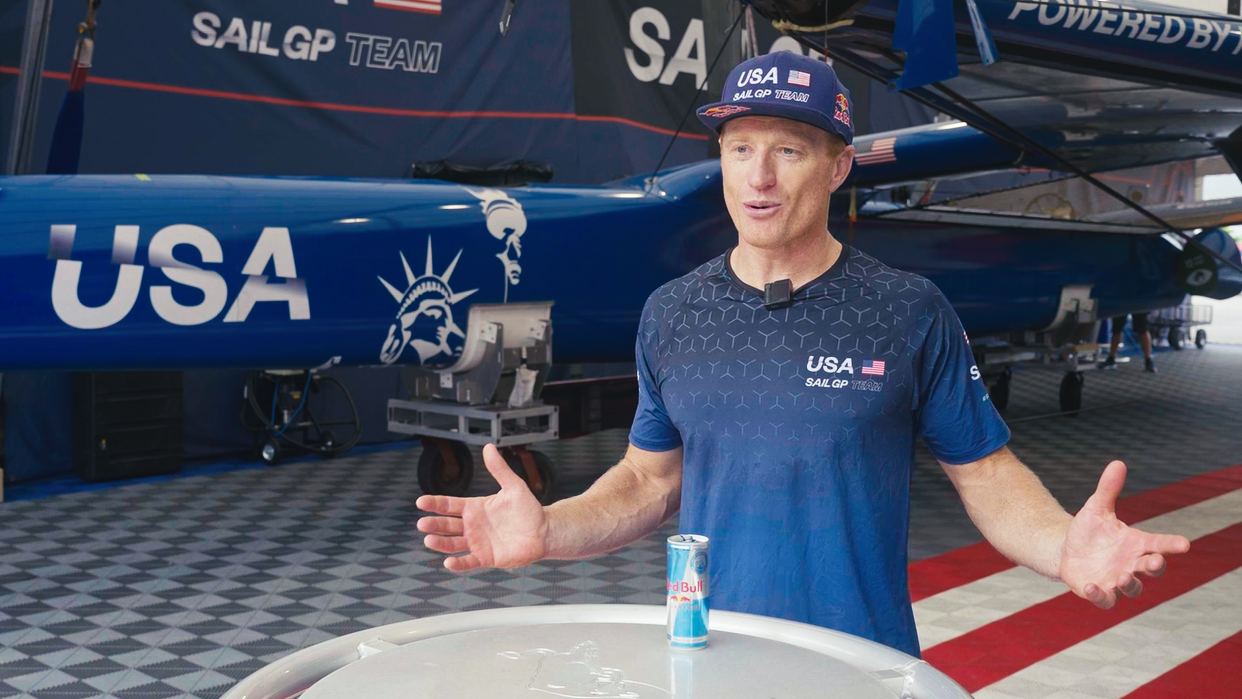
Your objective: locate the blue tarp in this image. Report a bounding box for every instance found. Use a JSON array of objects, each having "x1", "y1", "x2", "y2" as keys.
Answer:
[{"x1": 23, "y1": 0, "x2": 585, "y2": 178}]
